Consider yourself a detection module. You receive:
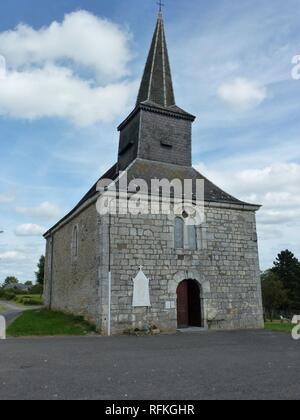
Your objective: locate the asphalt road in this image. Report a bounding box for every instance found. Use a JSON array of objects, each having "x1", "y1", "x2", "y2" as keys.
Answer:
[
  {"x1": 0, "y1": 330, "x2": 299, "y2": 400},
  {"x1": 0, "y1": 300, "x2": 24, "y2": 326}
]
